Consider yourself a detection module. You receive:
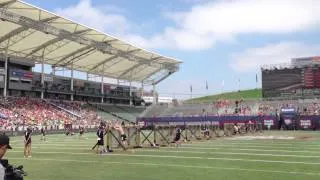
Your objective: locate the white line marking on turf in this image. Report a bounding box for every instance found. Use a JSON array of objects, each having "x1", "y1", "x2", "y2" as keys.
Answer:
[
  {"x1": 163, "y1": 146, "x2": 320, "y2": 154},
  {"x1": 182, "y1": 144, "x2": 320, "y2": 150},
  {"x1": 9, "y1": 157, "x2": 320, "y2": 176},
  {"x1": 9, "y1": 144, "x2": 320, "y2": 154},
  {"x1": 192, "y1": 142, "x2": 320, "y2": 147},
  {"x1": 12, "y1": 143, "x2": 320, "y2": 151},
  {"x1": 8, "y1": 146, "x2": 320, "y2": 158},
  {"x1": 8, "y1": 151, "x2": 320, "y2": 165},
  {"x1": 11, "y1": 141, "x2": 320, "y2": 150},
  {"x1": 136, "y1": 149, "x2": 320, "y2": 158},
  {"x1": 7, "y1": 146, "x2": 319, "y2": 157}
]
